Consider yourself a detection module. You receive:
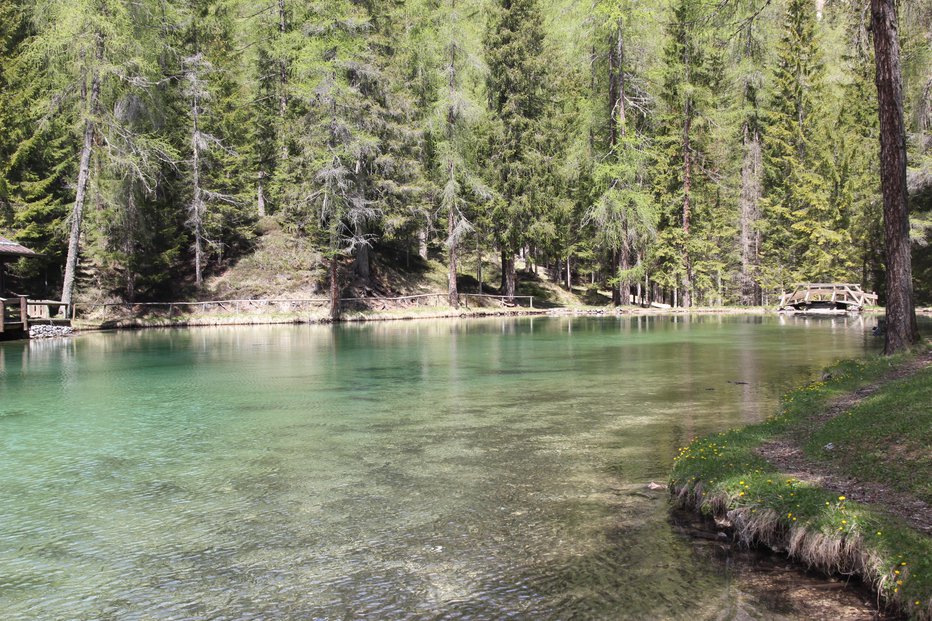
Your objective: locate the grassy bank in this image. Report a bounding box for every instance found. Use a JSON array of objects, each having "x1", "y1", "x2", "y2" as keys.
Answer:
[{"x1": 670, "y1": 345, "x2": 932, "y2": 620}]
